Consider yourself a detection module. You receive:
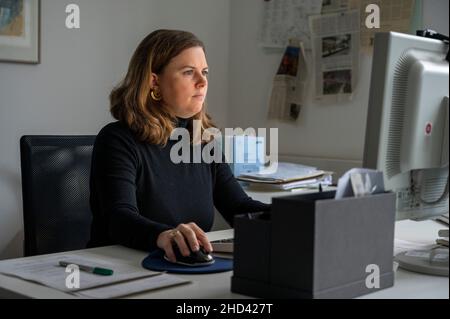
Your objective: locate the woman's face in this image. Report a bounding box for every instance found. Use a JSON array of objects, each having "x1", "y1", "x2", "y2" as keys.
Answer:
[{"x1": 154, "y1": 46, "x2": 208, "y2": 119}]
